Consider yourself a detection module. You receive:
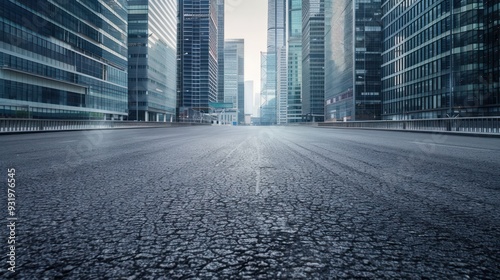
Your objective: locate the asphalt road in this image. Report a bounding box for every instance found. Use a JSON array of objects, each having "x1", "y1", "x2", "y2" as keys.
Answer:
[{"x1": 1, "y1": 126, "x2": 499, "y2": 279}]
